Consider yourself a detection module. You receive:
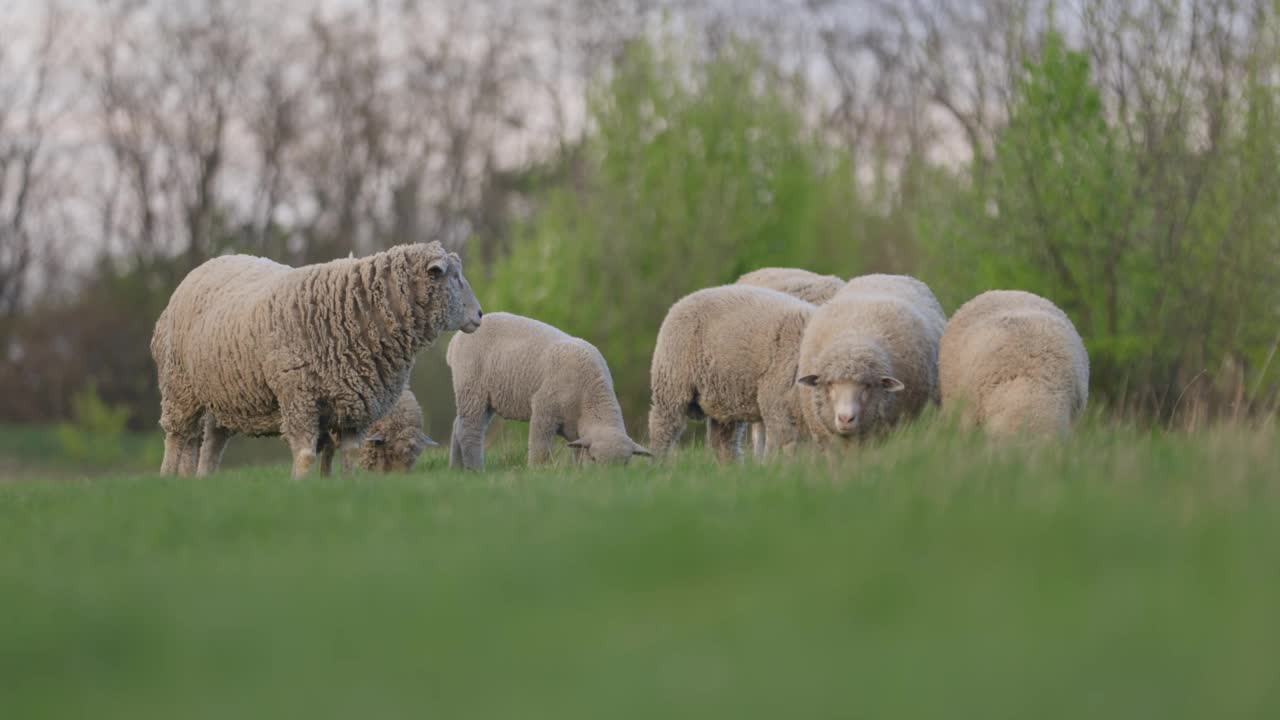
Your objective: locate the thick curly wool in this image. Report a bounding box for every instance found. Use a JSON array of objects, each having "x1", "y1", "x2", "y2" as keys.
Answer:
[
  {"x1": 647, "y1": 285, "x2": 816, "y2": 463},
  {"x1": 736, "y1": 267, "x2": 845, "y2": 305},
  {"x1": 446, "y1": 312, "x2": 648, "y2": 470},
  {"x1": 939, "y1": 290, "x2": 1088, "y2": 438},
  {"x1": 797, "y1": 273, "x2": 945, "y2": 446},
  {"x1": 355, "y1": 387, "x2": 437, "y2": 472},
  {"x1": 151, "y1": 241, "x2": 482, "y2": 479}
]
